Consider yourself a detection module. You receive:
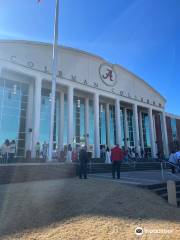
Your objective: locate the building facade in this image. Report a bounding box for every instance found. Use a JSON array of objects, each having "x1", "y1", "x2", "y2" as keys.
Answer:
[{"x1": 0, "y1": 40, "x2": 179, "y2": 159}]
